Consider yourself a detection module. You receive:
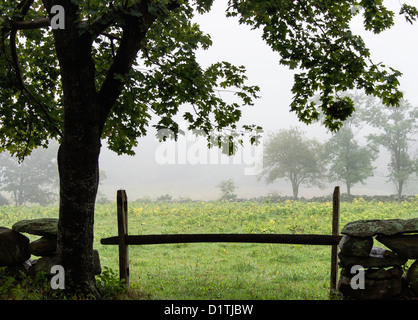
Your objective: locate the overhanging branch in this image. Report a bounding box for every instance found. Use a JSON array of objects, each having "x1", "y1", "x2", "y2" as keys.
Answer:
[
  {"x1": 11, "y1": 17, "x2": 51, "y2": 30},
  {"x1": 88, "y1": 0, "x2": 182, "y2": 39},
  {"x1": 97, "y1": 1, "x2": 173, "y2": 132},
  {"x1": 9, "y1": 26, "x2": 63, "y2": 138},
  {"x1": 18, "y1": 0, "x2": 35, "y2": 13},
  {"x1": 2, "y1": 0, "x2": 63, "y2": 138}
]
